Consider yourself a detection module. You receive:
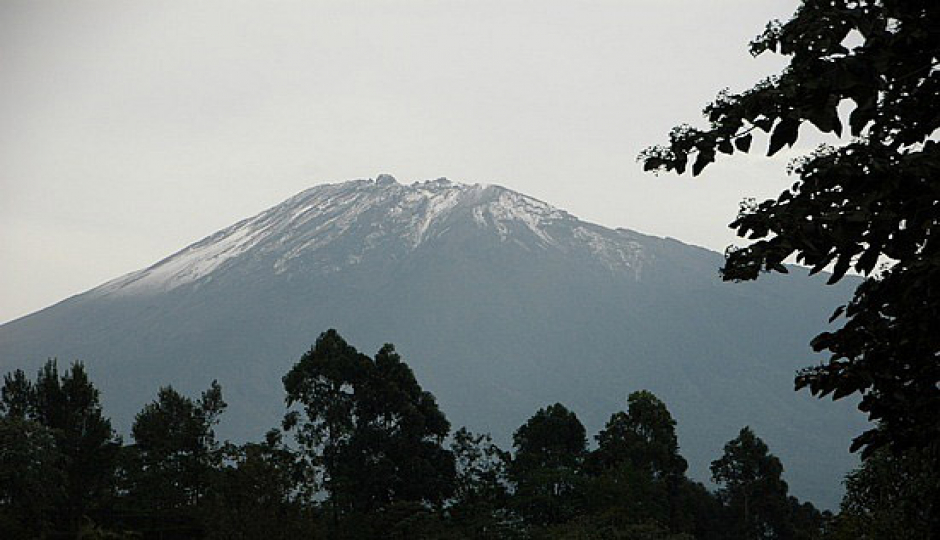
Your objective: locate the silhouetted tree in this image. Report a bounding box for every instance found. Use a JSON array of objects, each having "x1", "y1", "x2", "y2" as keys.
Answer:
[
  {"x1": 587, "y1": 391, "x2": 706, "y2": 537},
  {"x1": 0, "y1": 417, "x2": 64, "y2": 538},
  {"x1": 283, "y1": 330, "x2": 455, "y2": 533},
  {"x1": 594, "y1": 390, "x2": 688, "y2": 479},
  {"x1": 448, "y1": 427, "x2": 515, "y2": 537},
  {"x1": 121, "y1": 381, "x2": 226, "y2": 535},
  {"x1": 711, "y1": 427, "x2": 798, "y2": 539},
  {"x1": 0, "y1": 360, "x2": 119, "y2": 534},
  {"x1": 510, "y1": 403, "x2": 587, "y2": 528},
  {"x1": 641, "y1": 0, "x2": 940, "y2": 457},
  {"x1": 0, "y1": 369, "x2": 33, "y2": 419}
]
